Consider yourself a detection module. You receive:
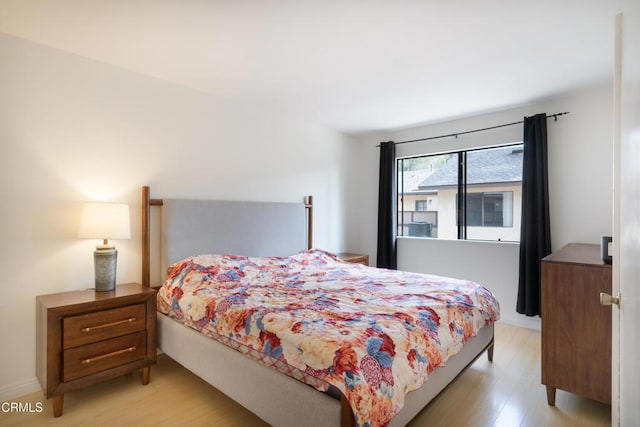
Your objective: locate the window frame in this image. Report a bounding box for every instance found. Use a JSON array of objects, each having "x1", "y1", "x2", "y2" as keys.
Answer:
[{"x1": 397, "y1": 142, "x2": 522, "y2": 242}]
